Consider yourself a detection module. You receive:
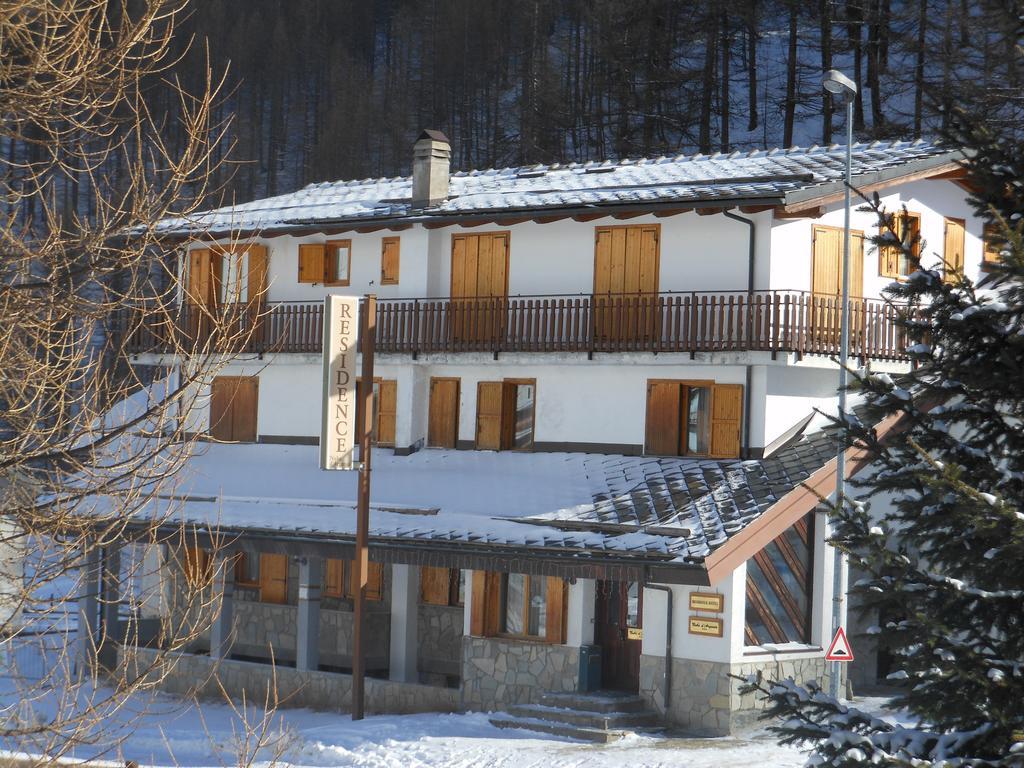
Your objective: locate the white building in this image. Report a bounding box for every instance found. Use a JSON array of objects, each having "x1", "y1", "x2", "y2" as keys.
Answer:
[{"x1": 97, "y1": 134, "x2": 989, "y2": 736}]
